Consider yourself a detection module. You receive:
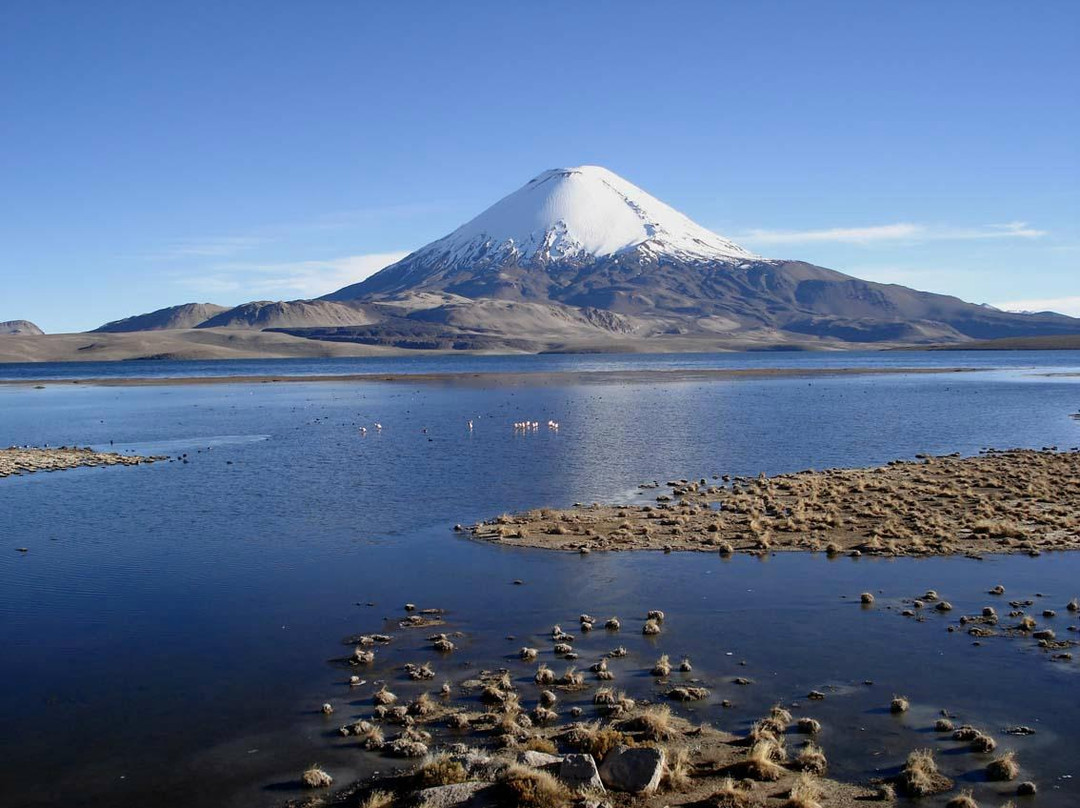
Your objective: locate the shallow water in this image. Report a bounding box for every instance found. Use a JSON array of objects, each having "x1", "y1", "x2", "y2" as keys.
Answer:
[{"x1": 2, "y1": 352, "x2": 1080, "y2": 807}]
